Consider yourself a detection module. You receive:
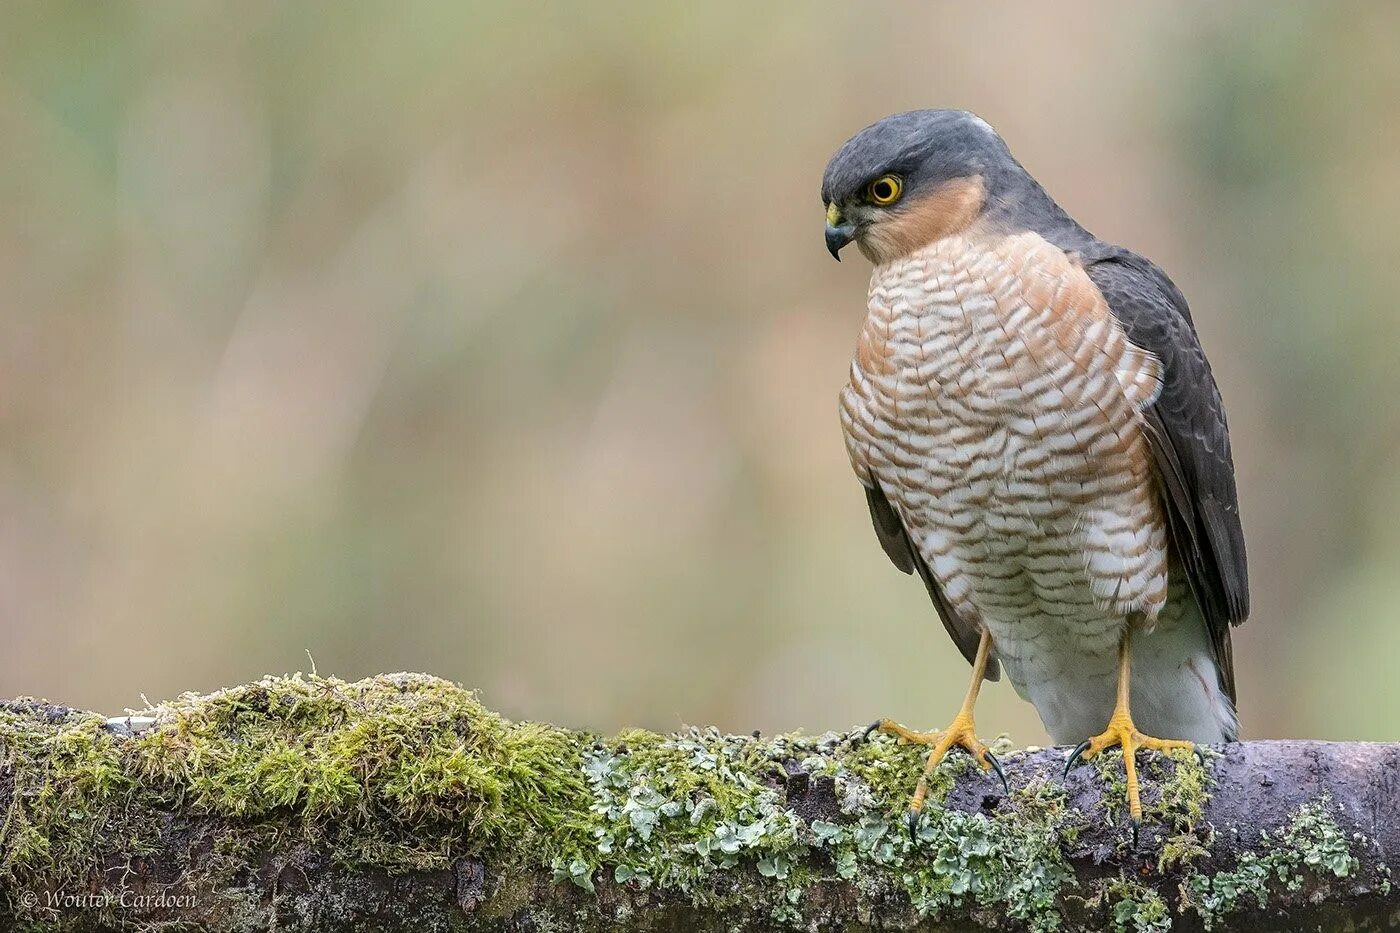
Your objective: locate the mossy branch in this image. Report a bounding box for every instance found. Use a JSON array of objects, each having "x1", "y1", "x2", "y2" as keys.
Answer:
[{"x1": 0, "y1": 674, "x2": 1395, "y2": 932}]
